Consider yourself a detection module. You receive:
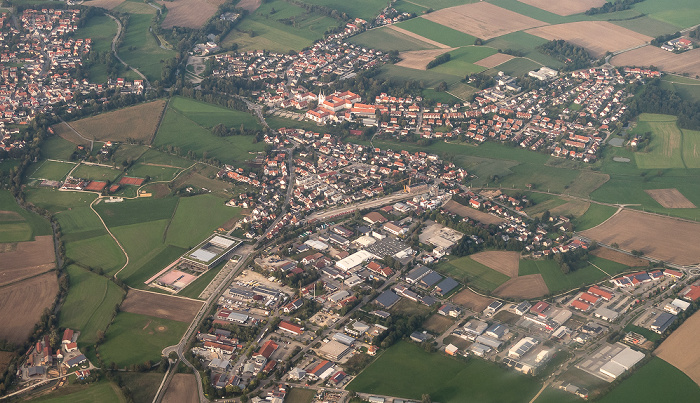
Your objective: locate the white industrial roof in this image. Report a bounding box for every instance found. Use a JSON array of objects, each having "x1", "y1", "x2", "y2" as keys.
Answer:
[
  {"x1": 189, "y1": 249, "x2": 217, "y2": 262},
  {"x1": 336, "y1": 250, "x2": 376, "y2": 271}
]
